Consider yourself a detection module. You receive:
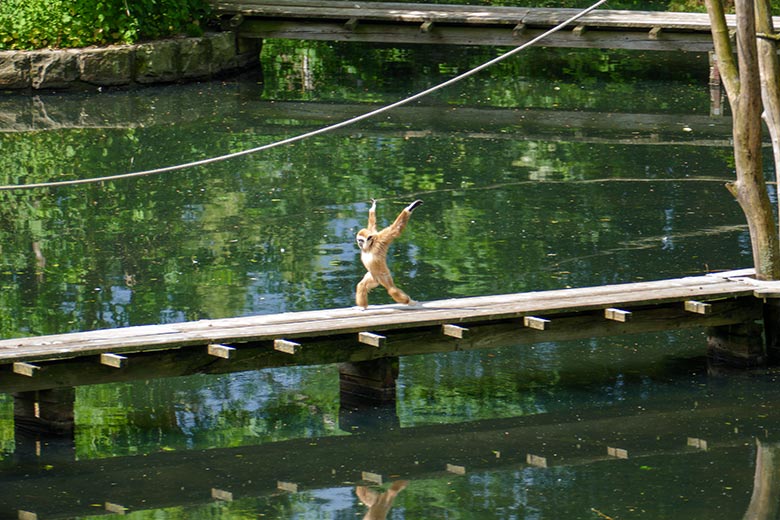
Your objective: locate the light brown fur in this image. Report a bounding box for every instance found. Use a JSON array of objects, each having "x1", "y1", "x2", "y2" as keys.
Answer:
[
  {"x1": 356, "y1": 480, "x2": 409, "y2": 519},
  {"x1": 356, "y1": 199, "x2": 422, "y2": 308}
]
